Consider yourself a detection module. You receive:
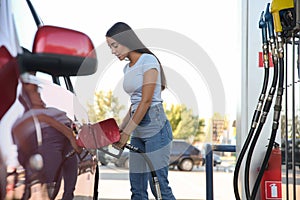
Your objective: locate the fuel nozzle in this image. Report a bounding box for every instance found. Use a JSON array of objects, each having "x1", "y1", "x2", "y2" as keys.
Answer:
[
  {"x1": 271, "y1": 0, "x2": 294, "y2": 33},
  {"x1": 259, "y1": 11, "x2": 268, "y2": 44}
]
